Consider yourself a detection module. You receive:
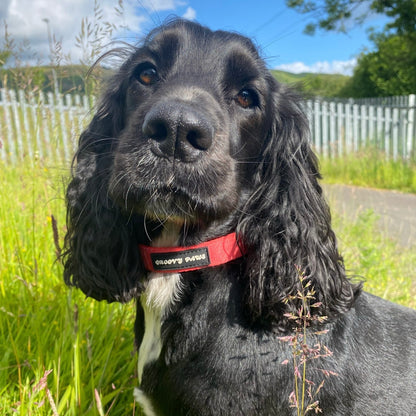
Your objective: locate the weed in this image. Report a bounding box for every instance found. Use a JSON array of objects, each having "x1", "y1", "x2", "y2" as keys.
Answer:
[
  {"x1": 280, "y1": 267, "x2": 337, "y2": 415},
  {"x1": 321, "y1": 146, "x2": 416, "y2": 194}
]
